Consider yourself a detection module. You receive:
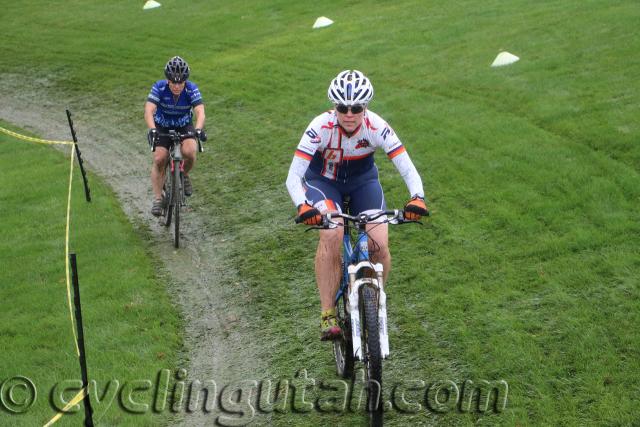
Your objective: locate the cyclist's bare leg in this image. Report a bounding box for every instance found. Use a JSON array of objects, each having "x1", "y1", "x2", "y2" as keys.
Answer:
[
  {"x1": 315, "y1": 217, "x2": 344, "y2": 312},
  {"x1": 366, "y1": 222, "x2": 390, "y2": 284},
  {"x1": 151, "y1": 147, "x2": 170, "y2": 199},
  {"x1": 181, "y1": 138, "x2": 198, "y2": 175}
]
